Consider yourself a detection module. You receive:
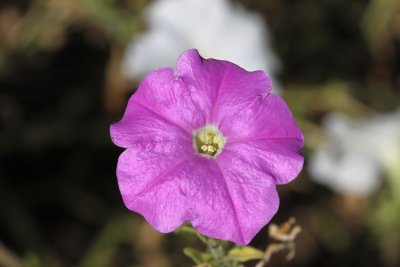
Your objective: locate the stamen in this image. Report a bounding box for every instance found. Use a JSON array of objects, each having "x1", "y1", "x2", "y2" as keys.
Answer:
[
  {"x1": 208, "y1": 145, "x2": 216, "y2": 153},
  {"x1": 193, "y1": 125, "x2": 226, "y2": 157}
]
